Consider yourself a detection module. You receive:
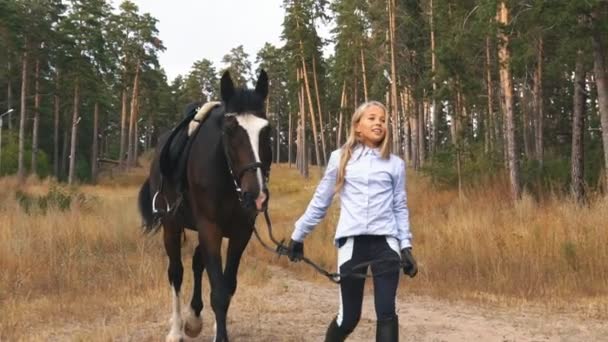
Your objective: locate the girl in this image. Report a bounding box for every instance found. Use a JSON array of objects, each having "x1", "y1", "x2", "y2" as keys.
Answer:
[{"x1": 287, "y1": 101, "x2": 417, "y2": 342}]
